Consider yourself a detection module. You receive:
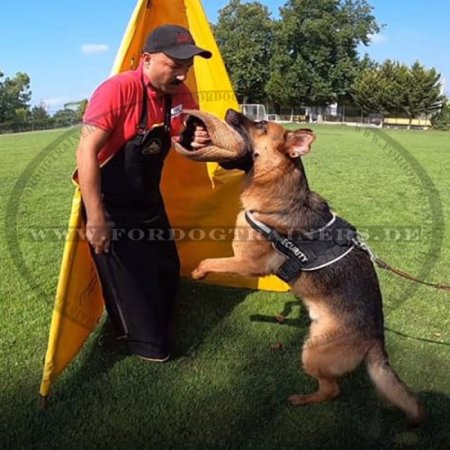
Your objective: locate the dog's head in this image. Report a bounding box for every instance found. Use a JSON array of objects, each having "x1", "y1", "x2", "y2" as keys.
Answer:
[{"x1": 224, "y1": 109, "x2": 316, "y2": 170}]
